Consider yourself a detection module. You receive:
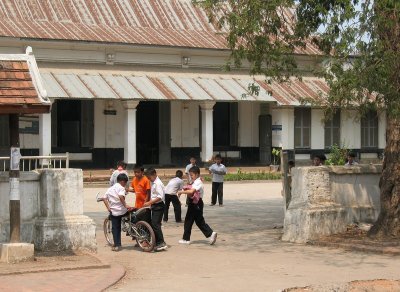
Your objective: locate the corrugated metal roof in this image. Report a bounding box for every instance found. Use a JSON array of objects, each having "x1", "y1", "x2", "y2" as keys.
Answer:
[
  {"x1": 0, "y1": 0, "x2": 321, "y2": 54},
  {"x1": 39, "y1": 68, "x2": 329, "y2": 105}
]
